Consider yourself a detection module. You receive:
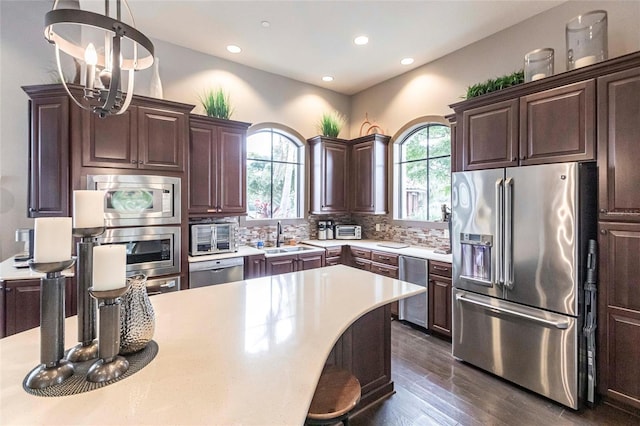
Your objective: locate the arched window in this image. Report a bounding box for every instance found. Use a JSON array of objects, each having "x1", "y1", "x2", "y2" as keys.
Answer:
[
  {"x1": 395, "y1": 123, "x2": 451, "y2": 221},
  {"x1": 246, "y1": 128, "x2": 304, "y2": 219}
]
